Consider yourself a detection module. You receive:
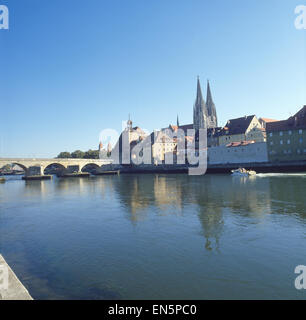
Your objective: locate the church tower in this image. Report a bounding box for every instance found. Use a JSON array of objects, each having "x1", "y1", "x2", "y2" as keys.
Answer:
[
  {"x1": 127, "y1": 114, "x2": 133, "y2": 131},
  {"x1": 206, "y1": 80, "x2": 218, "y2": 128},
  {"x1": 193, "y1": 77, "x2": 207, "y2": 130}
]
